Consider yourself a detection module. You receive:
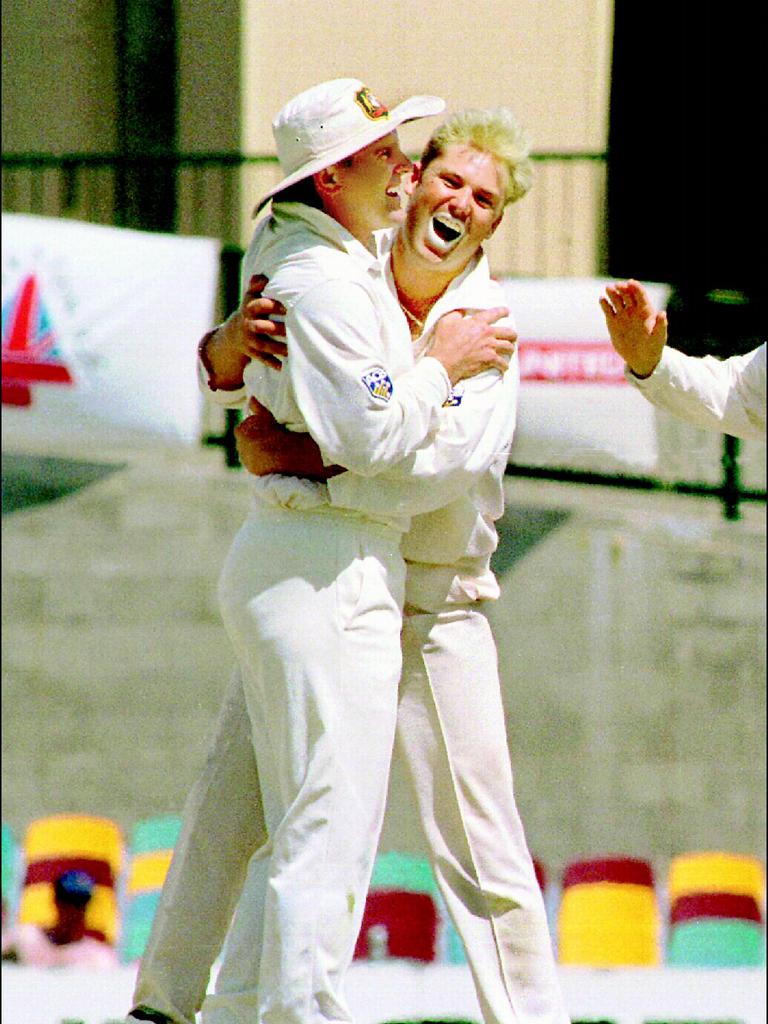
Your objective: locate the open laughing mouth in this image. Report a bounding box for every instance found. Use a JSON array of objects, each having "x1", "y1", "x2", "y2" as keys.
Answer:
[{"x1": 425, "y1": 213, "x2": 466, "y2": 255}]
